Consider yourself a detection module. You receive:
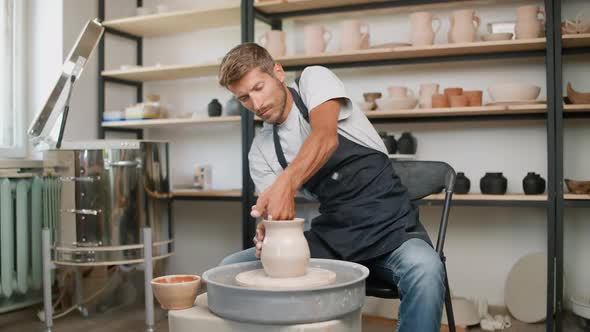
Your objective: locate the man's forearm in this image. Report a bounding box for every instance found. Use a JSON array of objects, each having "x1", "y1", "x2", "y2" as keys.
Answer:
[{"x1": 281, "y1": 130, "x2": 339, "y2": 191}]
